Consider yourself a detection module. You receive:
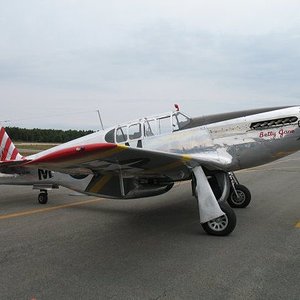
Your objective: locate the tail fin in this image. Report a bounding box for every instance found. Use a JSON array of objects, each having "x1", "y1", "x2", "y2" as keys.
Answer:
[{"x1": 0, "y1": 127, "x2": 22, "y2": 162}]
